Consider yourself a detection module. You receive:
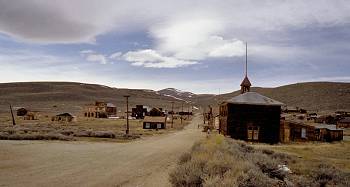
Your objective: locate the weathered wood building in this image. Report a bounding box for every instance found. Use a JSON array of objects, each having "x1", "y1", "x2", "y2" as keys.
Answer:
[
  {"x1": 131, "y1": 105, "x2": 148, "y2": 119},
  {"x1": 52, "y1": 113, "x2": 74, "y2": 122},
  {"x1": 16, "y1": 107, "x2": 28, "y2": 116},
  {"x1": 219, "y1": 92, "x2": 284, "y2": 144},
  {"x1": 143, "y1": 116, "x2": 167, "y2": 129},
  {"x1": 219, "y1": 43, "x2": 284, "y2": 144},
  {"x1": 337, "y1": 117, "x2": 350, "y2": 128},
  {"x1": 149, "y1": 108, "x2": 165, "y2": 116},
  {"x1": 280, "y1": 120, "x2": 343, "y2": 142},
  {"x1": 84, "y1": 101, "x2": 117, "y2": 118},
  {"x1": 23, "y1": 112, "x2": 38, "y2": 120}
]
